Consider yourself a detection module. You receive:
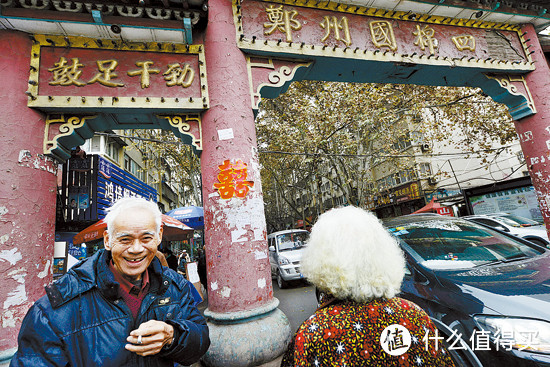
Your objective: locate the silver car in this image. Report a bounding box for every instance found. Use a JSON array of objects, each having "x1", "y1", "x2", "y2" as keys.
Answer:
[
  {"x1": 463, "y1": 213, "x2": 549, "y2": 248},
  {"x1": 268, "y1": 229, "x2": 309, "y2": 288}
]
